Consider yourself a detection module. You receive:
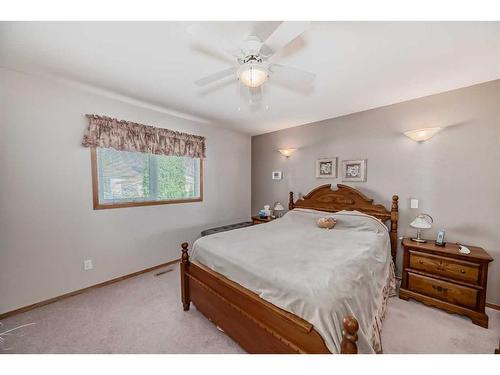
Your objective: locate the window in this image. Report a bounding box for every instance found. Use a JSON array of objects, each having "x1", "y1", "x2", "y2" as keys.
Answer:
[{"x1": 91, "y1": 147, "x2": 202, "y2": 209}]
